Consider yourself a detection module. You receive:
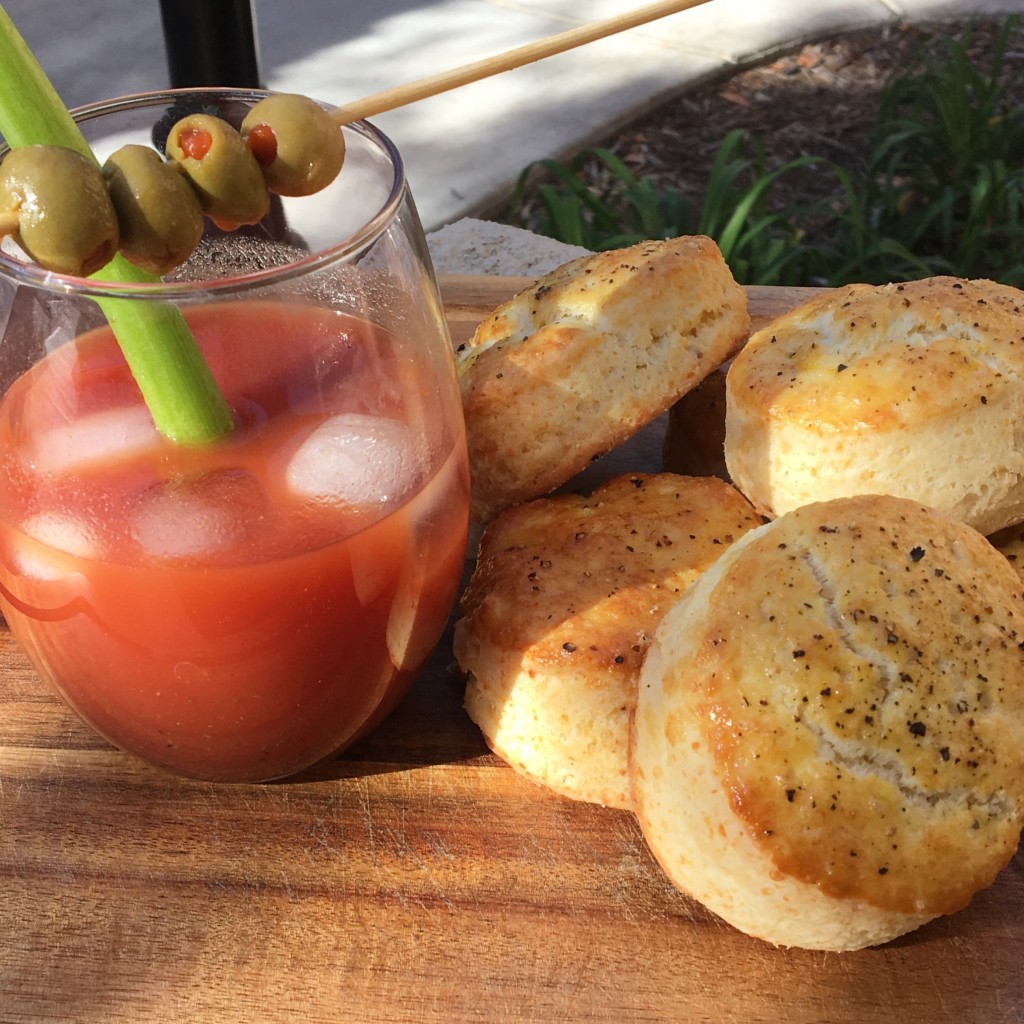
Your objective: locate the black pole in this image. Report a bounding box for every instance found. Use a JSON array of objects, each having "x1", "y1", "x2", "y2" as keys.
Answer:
[{"x1": 158, "y1": 0, "x2": 263, "y2": 89}]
